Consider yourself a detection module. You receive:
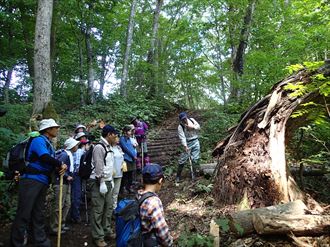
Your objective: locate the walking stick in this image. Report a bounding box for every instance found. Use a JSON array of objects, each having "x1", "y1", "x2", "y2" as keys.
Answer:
[
  {"x1": 188, "y1": 153, "x2": 195, "y2": 181},
  {"x1": 57, "y1": 174, "x2": 64, "y2": 247}
]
